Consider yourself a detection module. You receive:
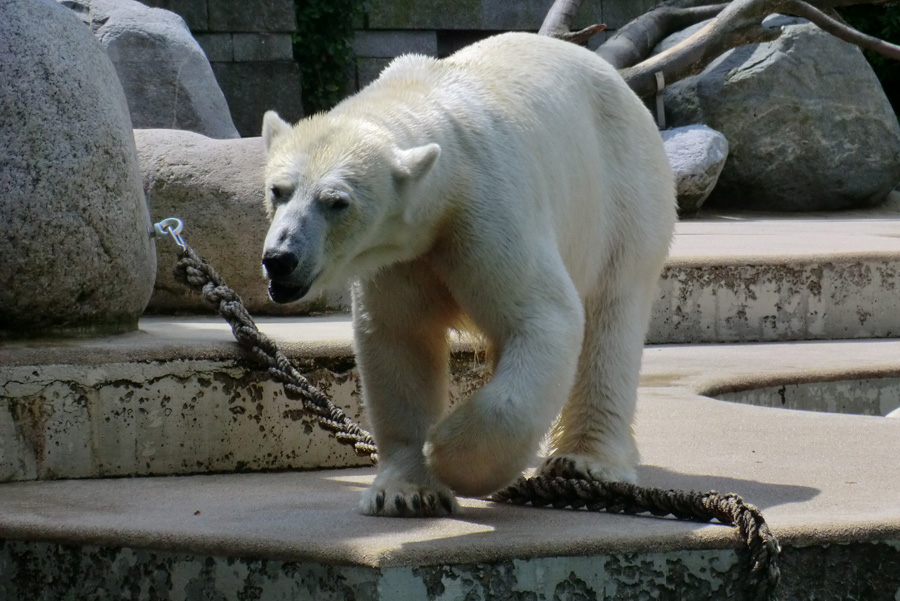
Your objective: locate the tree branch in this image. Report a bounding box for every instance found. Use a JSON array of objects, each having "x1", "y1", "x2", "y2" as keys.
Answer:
[
  {"x1": 539, "y1": 0, "x2": 588, "y2": 37},
  {"x1": 597, "y1": 3, "x2": 729, "y2": 69},
  {"x1": 539, "y1": 0, "x2": 607, "y2": 46},
  {"x1": 784, "y1": 0, "x2": 900, "y2": 61},
  {"x1": 619, "y1": 0, "x2": 784, "y2": 97},
  {"x1": 538, "y1": 0, "x2": 900, "y2": 98},
  {"x1": 602, "y1": 0, "x2": 900, "y2": 98}
]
